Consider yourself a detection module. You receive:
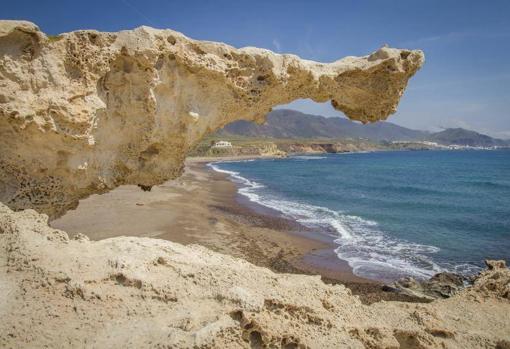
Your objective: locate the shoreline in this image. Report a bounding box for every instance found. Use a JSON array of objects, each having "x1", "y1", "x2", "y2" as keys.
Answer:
[
  {"x1": 51, "y1": 157, "x2": 427, "y2": 303},
  {"x1": 206, "y1": 165, "x2": 368, "y2": 284},
  {"x1": 195, "y1": 153, "x2": 376, "y2": 280}
]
